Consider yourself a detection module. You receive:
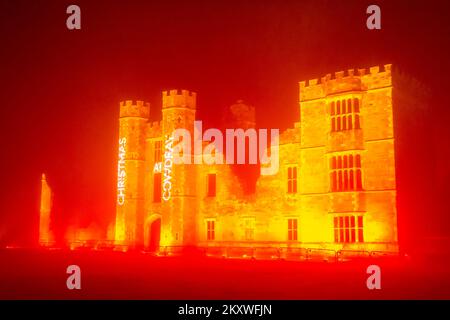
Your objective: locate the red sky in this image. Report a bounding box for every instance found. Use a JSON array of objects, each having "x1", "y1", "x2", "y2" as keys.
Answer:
[{"x1": 0, "y1": 0, "x2": 449, "y2": 252}]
